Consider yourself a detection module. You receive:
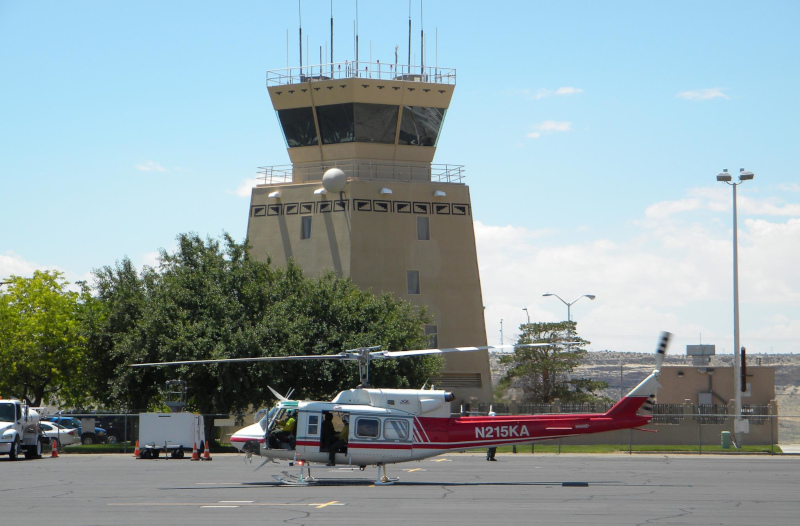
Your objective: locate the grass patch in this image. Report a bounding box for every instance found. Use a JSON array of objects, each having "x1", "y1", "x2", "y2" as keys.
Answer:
[{"x1": 488, "y1": 444, "x2": 781, "y2": 454}]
